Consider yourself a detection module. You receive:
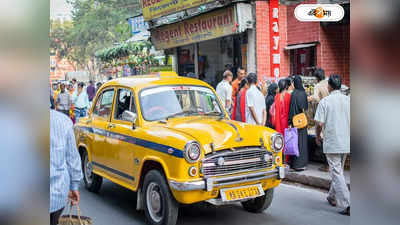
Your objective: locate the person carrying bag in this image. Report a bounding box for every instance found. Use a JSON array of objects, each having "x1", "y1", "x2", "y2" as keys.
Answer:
[
  {"x1": 58, "y1": 201, "x2": 92, "y2": 225},
  {"x1": 288, "y1": 75, "x2": 309, "y2": 171}
]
